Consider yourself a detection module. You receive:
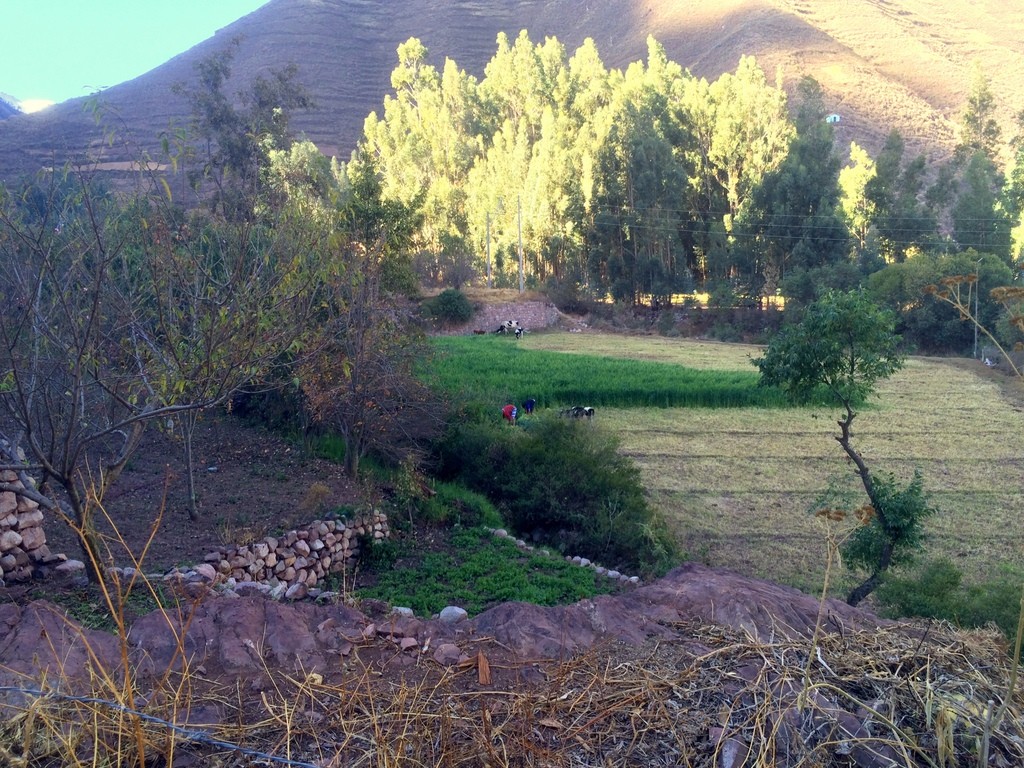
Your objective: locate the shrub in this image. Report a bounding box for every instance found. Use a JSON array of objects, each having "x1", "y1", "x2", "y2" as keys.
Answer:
[
  {"x1": 435, "y1": 415, "x2": 677, "y2": 577},
  {"x1": 878, "y1": 558, "x2": 1024, "y2": 651},
  {"x1": 545, "y1": 276, "x2": 594, "y2": 315},
  {"x1": 420, "y1": 481, "x2": 504, "y2": 528},
  {"x1": 423, "y1": 288, "x2": 474, "y2": 326}
]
